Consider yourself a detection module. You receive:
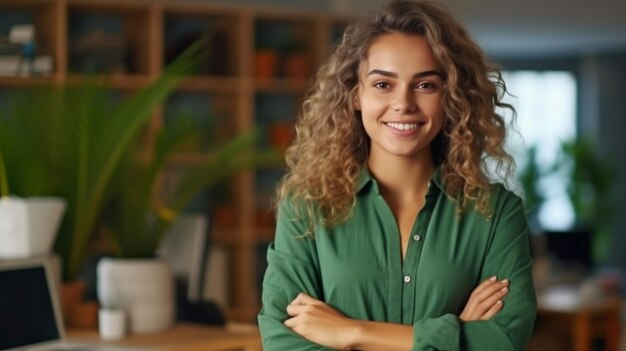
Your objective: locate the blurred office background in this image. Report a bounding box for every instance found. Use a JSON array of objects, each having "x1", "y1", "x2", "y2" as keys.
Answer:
[{"x1": 1, "y1": 0, "x2": 624, "y2": 350}]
